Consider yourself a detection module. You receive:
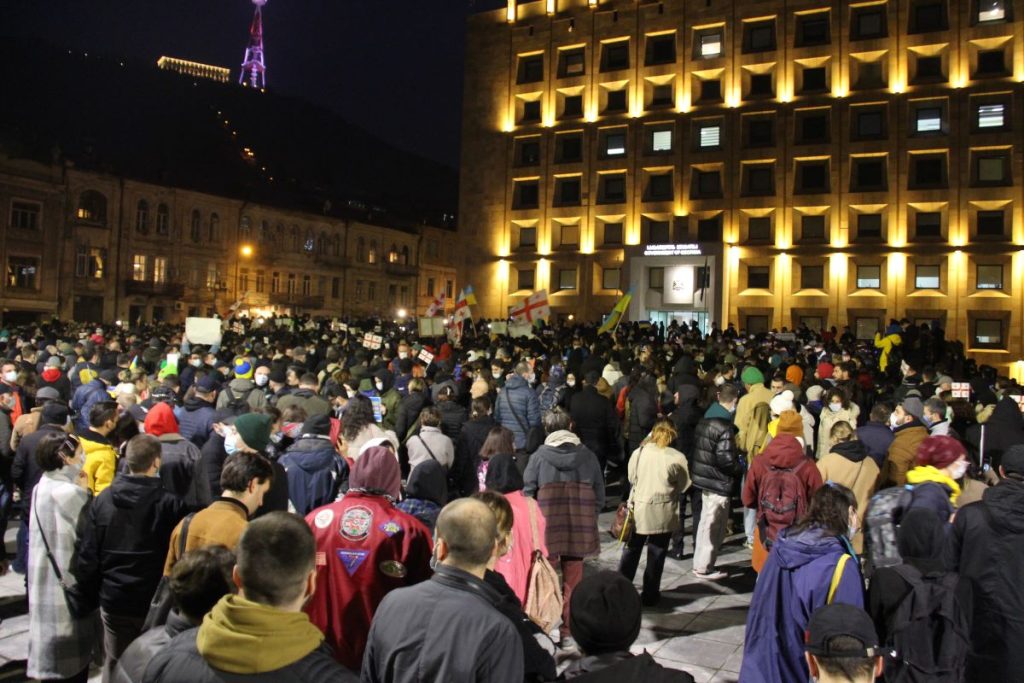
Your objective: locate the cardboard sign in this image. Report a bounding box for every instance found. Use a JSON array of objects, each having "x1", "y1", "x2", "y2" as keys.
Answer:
[
  {"x1": 488, "y1": 322, "x2": 508, "y2": 335},
  {"x1": 362, "y1": 333, "x2": 383, "y2": 350},
  {"x1": 417, "y1": 317, "x2": 446, "y2": 337},
  {"x1": 331, "y1": 320, "x2": 348, "y2": 332},
  {"x1": 951, "y1": 382, "x2": 971, "y2": 399},
  {"x1": 417, "y1": 349, "x2": 434, "y2": 366},
  {"x1": 185, "y1": 317, "x2": 222, "y2": 346},
  {"x1": 508, "y1": 323, "x2": 535, "y2": 339}
]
